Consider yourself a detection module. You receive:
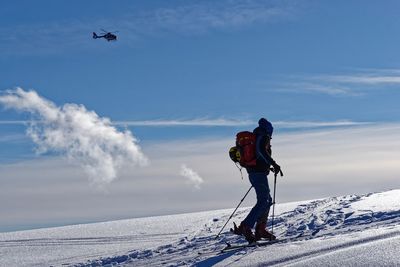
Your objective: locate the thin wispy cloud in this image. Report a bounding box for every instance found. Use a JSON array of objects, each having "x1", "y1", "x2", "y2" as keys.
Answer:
[
  {"x1": 274, "y1": 69, "x2": 400, "y2": 96},
  {"x1": 115, "y1": 118, "x2": 371, "y2": 129},
  {"x1": 0, "y1": 88, "x2": 148, "y2": 187},
  {"x1": 274, "y1": 120, "x2": 371, "y2": 128},
  {"x1": 317, "y1": 73, "x2": 400, "y2": 85},
  {"x1": 274, "y1": 82, "x2": 359, "y2": 96},
  {"x1": 0, "y1": 19, "x2": 95, "y2": 56},
  {"x1": 0, "y1": 118, "x2": 371, "y2": 129},
  {"x1": 0, "y1": 133, "x2": 26, "y2": 143},
  {"x1": 0, "y1": 120, "x2": 30, "y2": 125},
  {"x1": 119, "y1": 119, "x2": 371, "y2": 129},
  {"x1": 113, "y1": 118, "x2": 254, "y2": 127},
  {"x1": 0, "y1": 0, "x2": 300, "y2": 55},
  {"x1": 275, "y1": 122, "x2": 400, "y2": 187},
  {"x1": 139, "y1": 0, "x2": 295, "y2": 33},
  {"x1": 180, "y1": 164, "x2": 204, "y2": 190}
]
